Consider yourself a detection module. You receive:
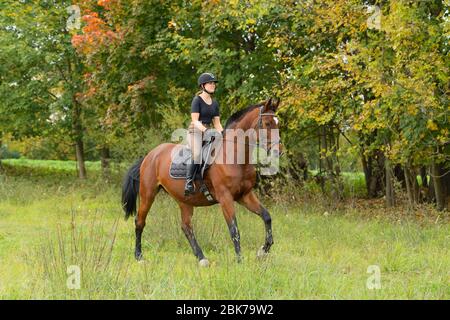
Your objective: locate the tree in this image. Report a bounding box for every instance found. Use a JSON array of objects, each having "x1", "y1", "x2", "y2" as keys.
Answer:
[{"x1": 0, "y1": 0, "x2": 90, "y2": 178}]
